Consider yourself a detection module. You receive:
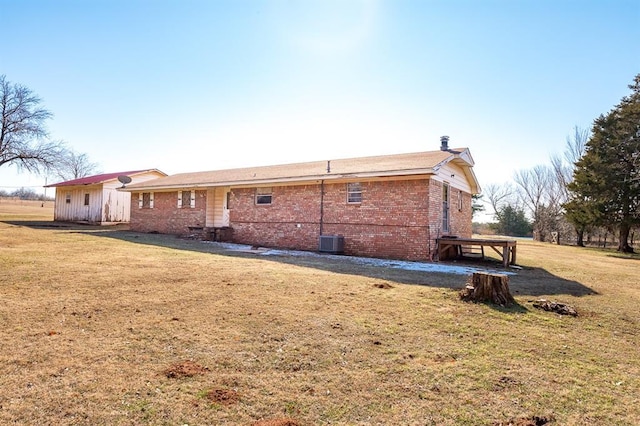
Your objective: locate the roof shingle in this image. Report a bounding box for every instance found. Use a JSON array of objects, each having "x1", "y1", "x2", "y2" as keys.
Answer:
[{"x1": 124, "y1": 149, "x2": 472, "y2": 191}]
